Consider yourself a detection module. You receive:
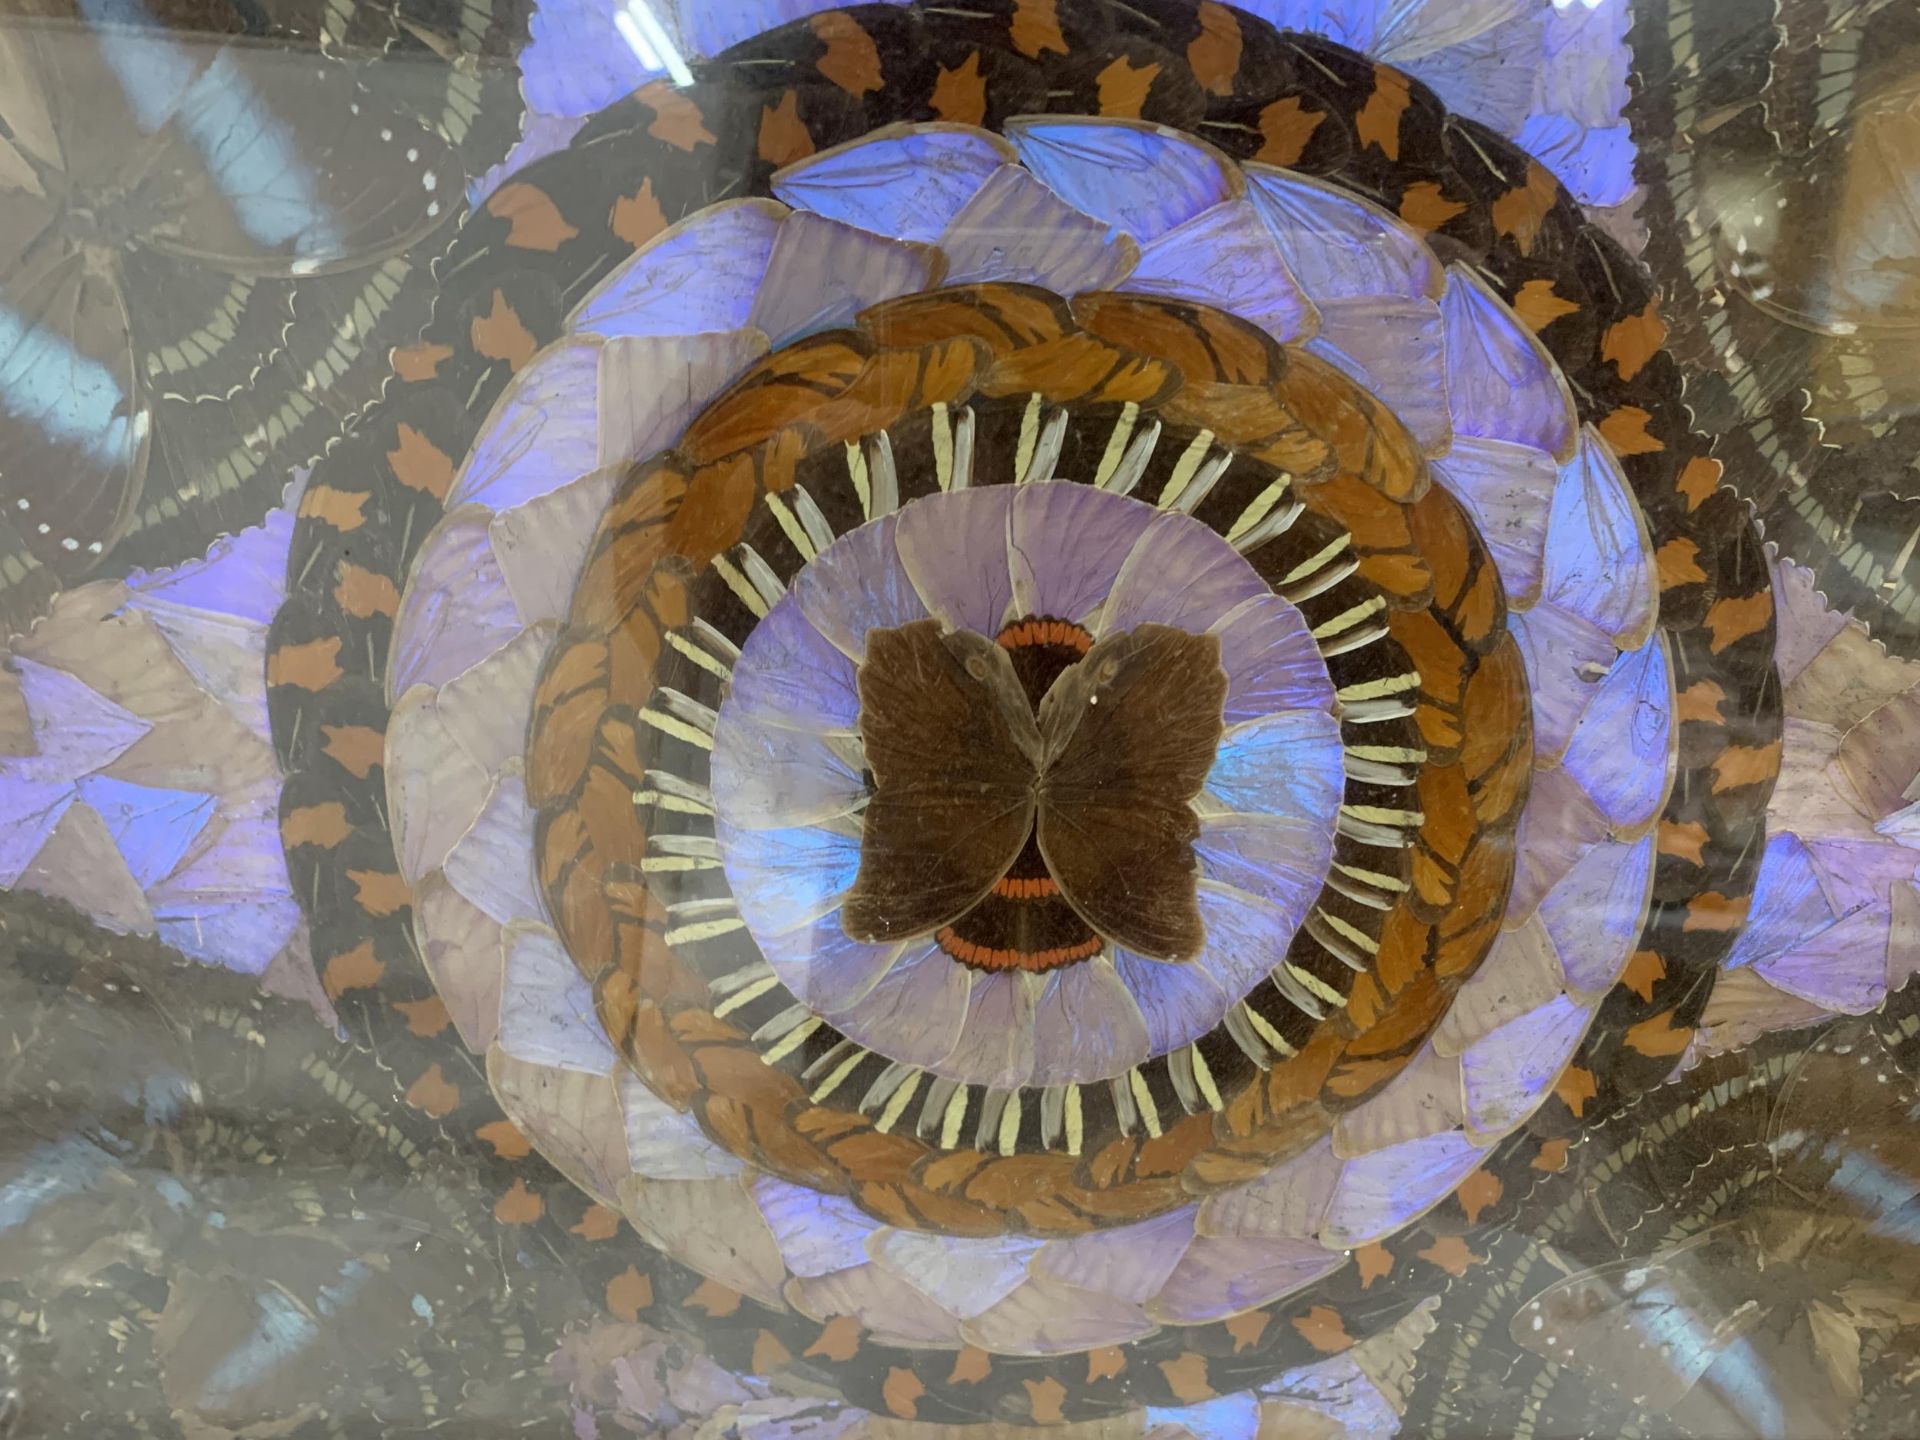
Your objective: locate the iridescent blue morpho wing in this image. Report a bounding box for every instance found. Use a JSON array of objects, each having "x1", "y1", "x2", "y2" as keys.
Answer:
[
  {"x1": 66, "y1": 0, "x2": 459, "y2": 276},
  {"x1": 0, "y1": 0, "x2": 473, "y2": 606},
  {"x1": 0, "y1": 245, "x2": 149, "y2": 582},
  {"x1": 1510, "y1": 1224, "x2": 1767, "y2": 1411}
]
